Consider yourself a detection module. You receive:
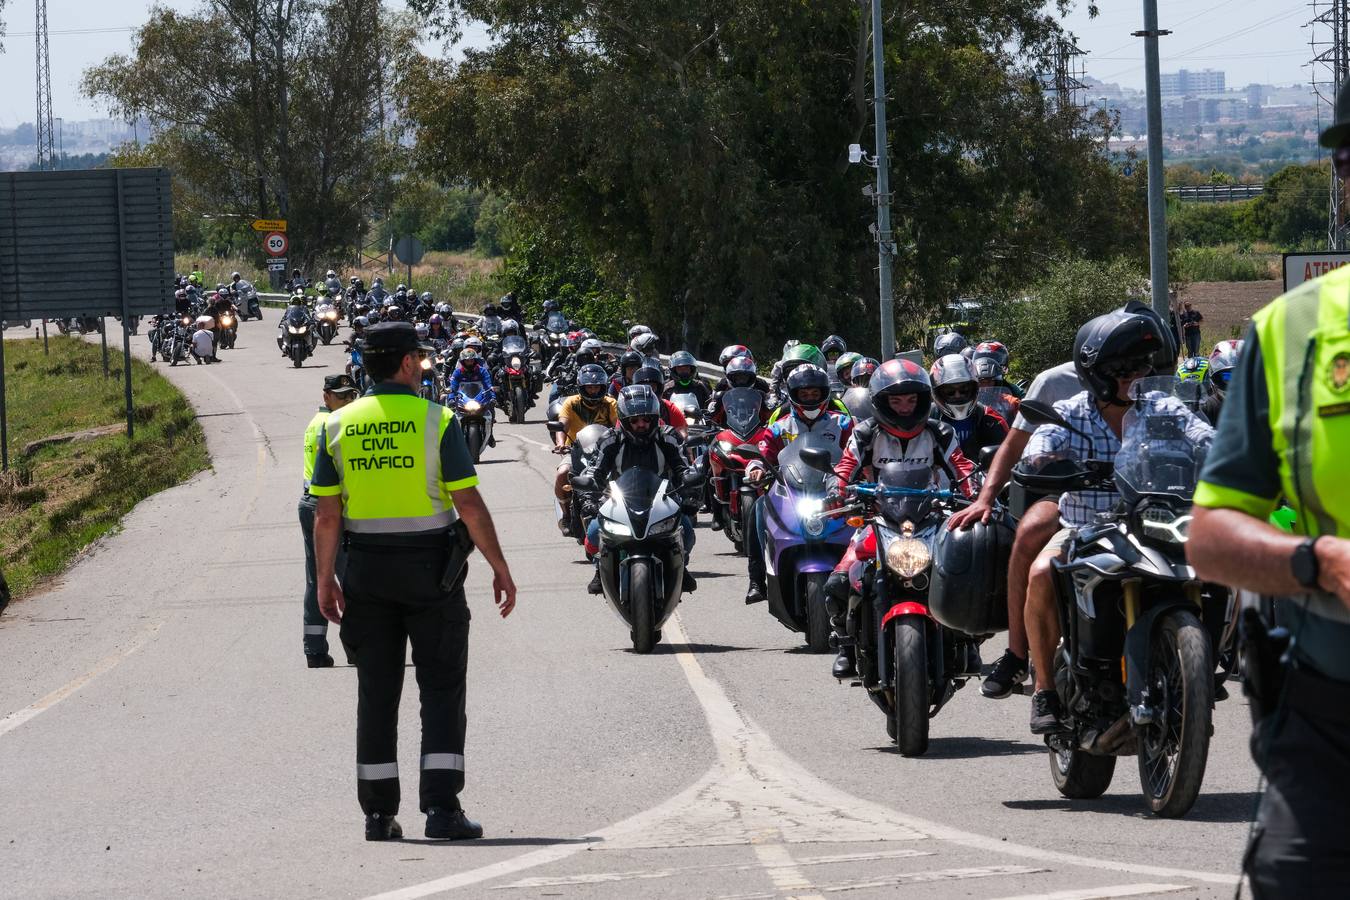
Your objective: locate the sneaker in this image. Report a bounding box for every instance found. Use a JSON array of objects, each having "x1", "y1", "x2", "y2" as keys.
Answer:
[
  {"x1": 587, "y1": 569, "x2": 604, "y2": 595},
  {"x1": 365, "y1": 814, "x2": 403, "y2": 841},
  {"x1": 981, "y1": 649, "x2": 1029, "y2": 699},
  {"x1": 1030, "y1": 689, "x2": 1067, "y2": 735},
  {"x1": 425, "y1": 807, "x2": 482, "y2": 841}
]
